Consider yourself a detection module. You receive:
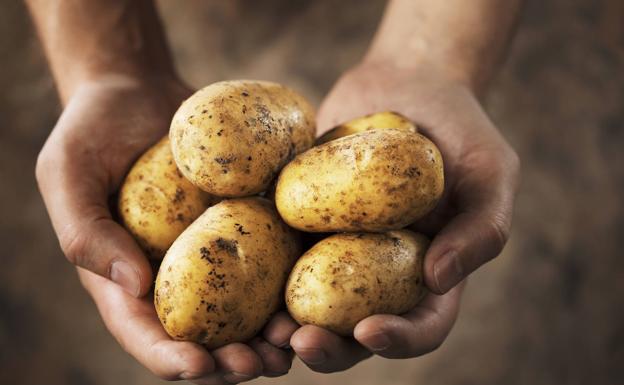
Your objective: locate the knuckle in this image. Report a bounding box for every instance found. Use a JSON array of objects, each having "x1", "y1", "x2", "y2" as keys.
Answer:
[
  {"x1": 484, "y1": 215, "x2": 511, "y2": 258},
  {"x1": 460, "y1": 149, "x2": 495, "y2": 171},
  {"x1": 505, "y1": 148, "x2": 521, "y2": 179},
  {"x1": 146, "y1": 342, "x2": 184, "y2": 381},
  {"x1": 34, "y1": 150, "x2": 52, "y2": 185},
  {"x1": 509, "y1": 149, "x2": 521, "y2": 172},
  {"x1": 58, "y1": 225, "x2": 89, "y2": 267}
]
